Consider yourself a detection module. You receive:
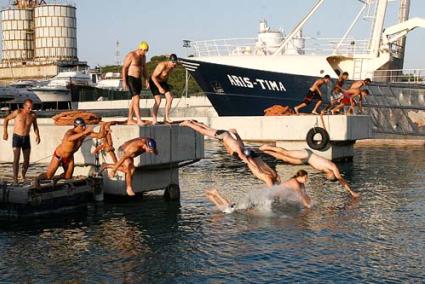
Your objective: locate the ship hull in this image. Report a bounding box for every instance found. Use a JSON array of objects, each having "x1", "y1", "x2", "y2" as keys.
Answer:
[{"x1": 181, "y1": 58, "x2": 425, "y2": 136}]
